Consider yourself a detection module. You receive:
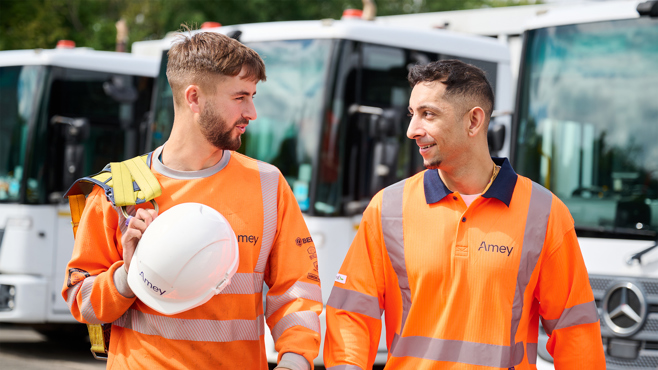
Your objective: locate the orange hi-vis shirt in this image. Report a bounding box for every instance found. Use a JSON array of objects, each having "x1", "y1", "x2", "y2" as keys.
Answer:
[
  {"x1": 324, "y1": 158, "x2": 605, "y2": 369},
  {"x1": 62, "y1": 147, "x2": 322, "y2": 369}
]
